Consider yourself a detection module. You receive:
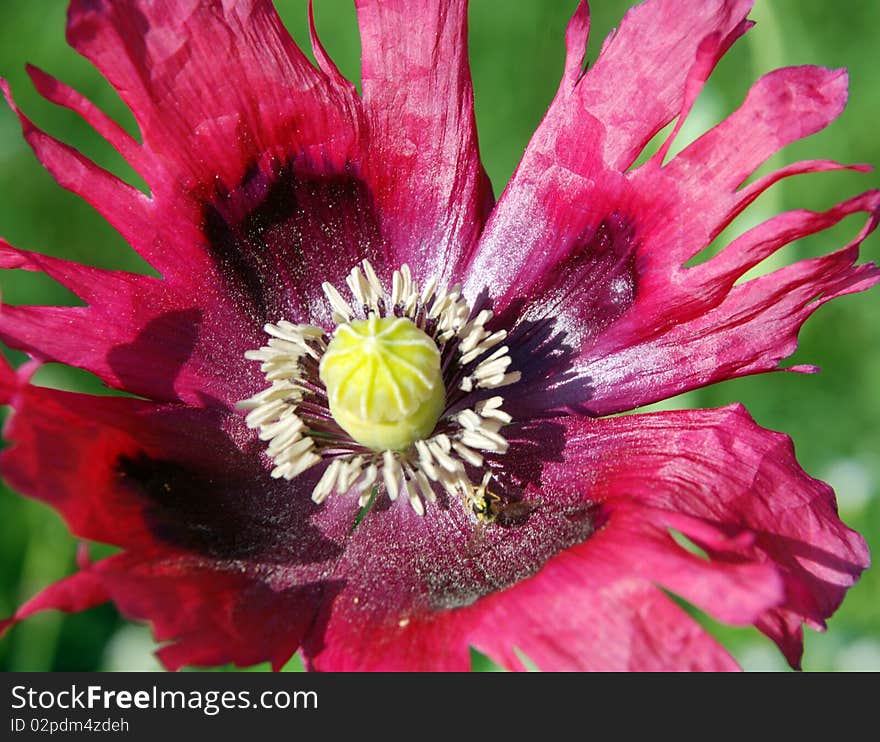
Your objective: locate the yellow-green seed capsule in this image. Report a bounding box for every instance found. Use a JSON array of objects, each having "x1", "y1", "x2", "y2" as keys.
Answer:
[{"x1": 319, "y1": 316, "x2": 446, "y2": 451}]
